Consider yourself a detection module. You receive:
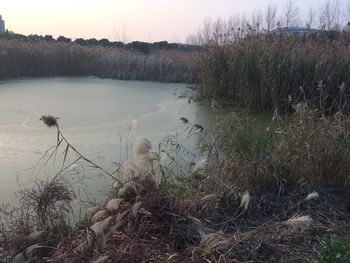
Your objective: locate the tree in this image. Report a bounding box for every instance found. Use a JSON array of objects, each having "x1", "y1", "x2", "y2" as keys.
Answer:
[
  {"x1": 44, "y1": 35, "x2": 54, "y2": 42},
  {"x1": 98, "y1": 38, "x2": 111, "y2": 47},
  {"x1": 318, "y1": 0, "x2": 344, "y2": 30},
  {"x1": 251, "y1": 10, "x2": 263, "y2": 33},
  {"x1": 265, "y1": 4, "x2": 277, "y2": 32},
  {"x1": 306, "y1": 8, "x2": 316, "y2": 28},
  {"x1": 283, "y1": 0, "x2": 300, "y2": 27},
  {"x1": 57, "y1": 36, "x2": 71, "y2": 43}
]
